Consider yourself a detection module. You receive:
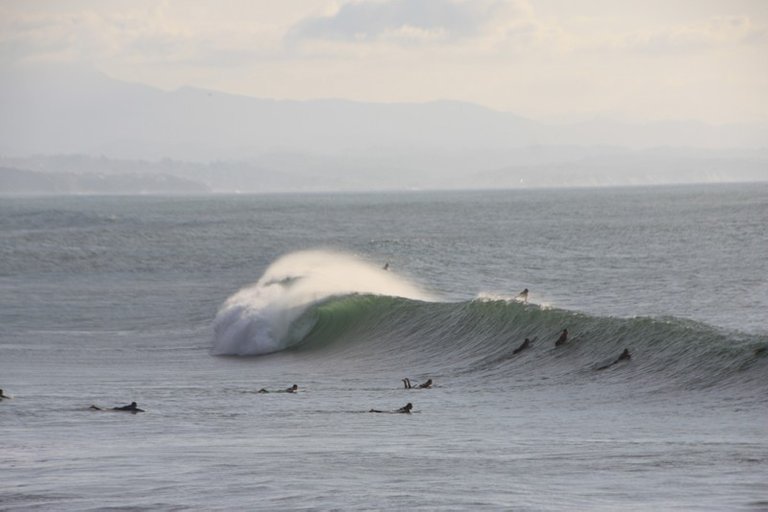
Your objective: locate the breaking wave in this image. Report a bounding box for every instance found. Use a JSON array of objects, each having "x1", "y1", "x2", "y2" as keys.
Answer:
[
  {"x1": 211, "y1": 249, "x2": 432, "y2": 355},
  {"x1": 212, "y1": 250, "x2": 768, "y2": 394}
]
